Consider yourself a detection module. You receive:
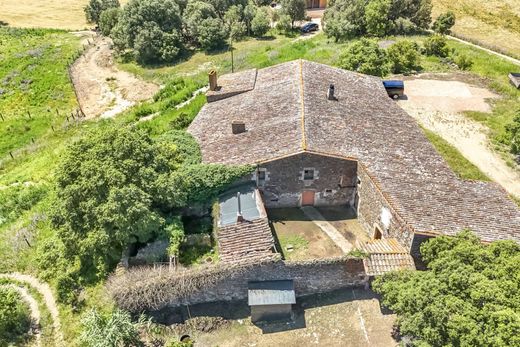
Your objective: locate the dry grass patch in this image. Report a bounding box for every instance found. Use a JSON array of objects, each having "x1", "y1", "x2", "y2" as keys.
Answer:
[{"x1": 433, "y1": 0, "x2": 520, "y2": 58}]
